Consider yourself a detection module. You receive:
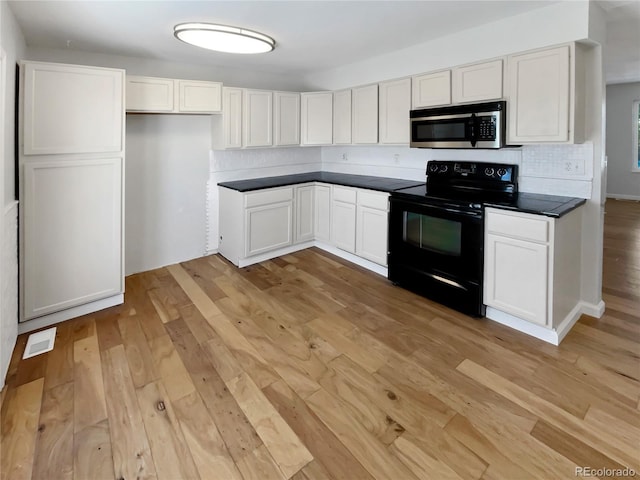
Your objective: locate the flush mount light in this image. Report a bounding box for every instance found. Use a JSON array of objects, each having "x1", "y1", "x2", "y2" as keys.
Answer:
[{"x1": 174, "y1": 23, "x2": 275, "y2": 54}]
